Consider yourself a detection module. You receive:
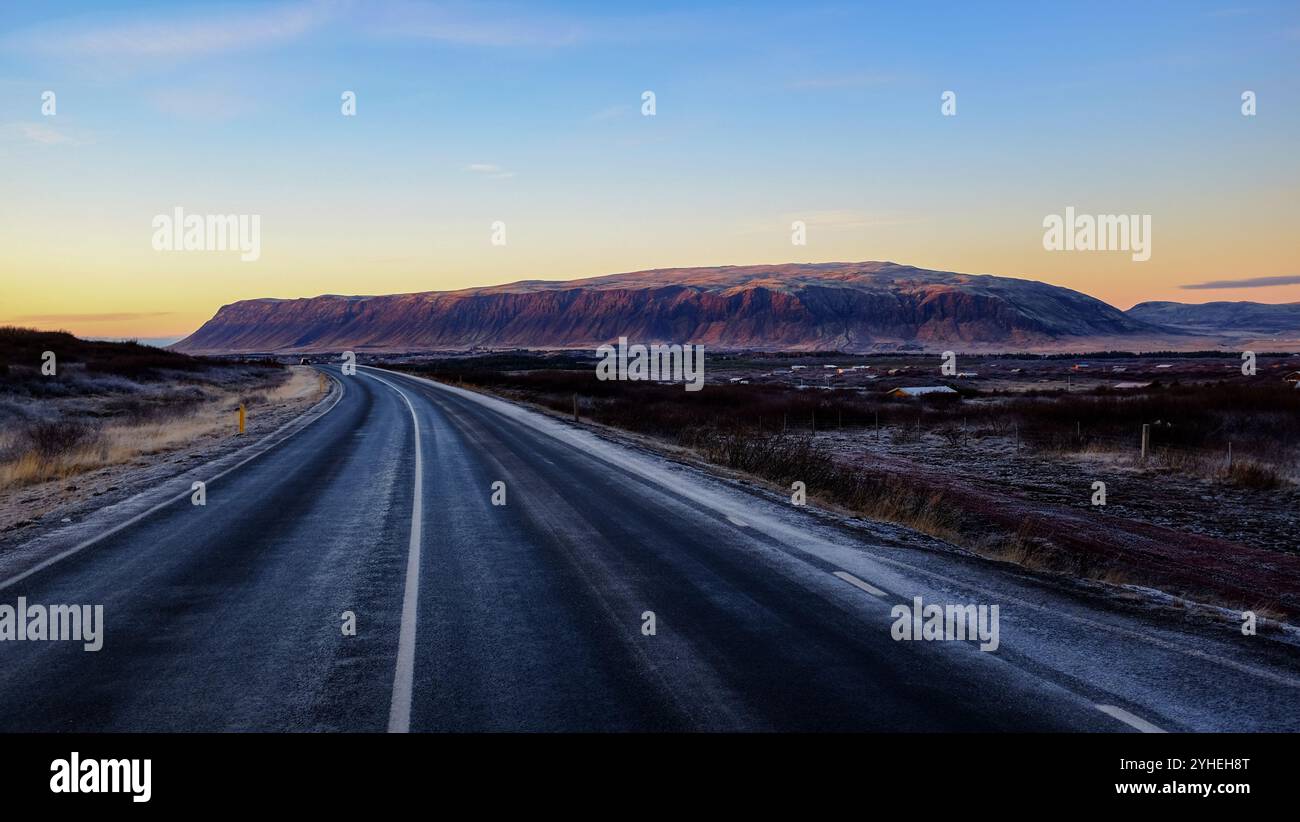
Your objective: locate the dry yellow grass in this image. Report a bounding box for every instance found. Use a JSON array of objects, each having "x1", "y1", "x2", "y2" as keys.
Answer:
[
  {"x1": 0, "y1": 367, "x2": 321, "y2": 491},
  {"x1": 1096, "y1": 566, "x2": 1135, "y2": 587},
  {"x1": 981, "y1": 519, "x2": 1053, "y2": 571},
  {"x1": 858, "y1": 487, "x2": 962, "y2": 545},
  {"x1": 1244, "y1": 601, "x2": 1289, "y2": 623},
  {"x1": 1068, "y1": 441, "x2": 1295, "y2": 487}
]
